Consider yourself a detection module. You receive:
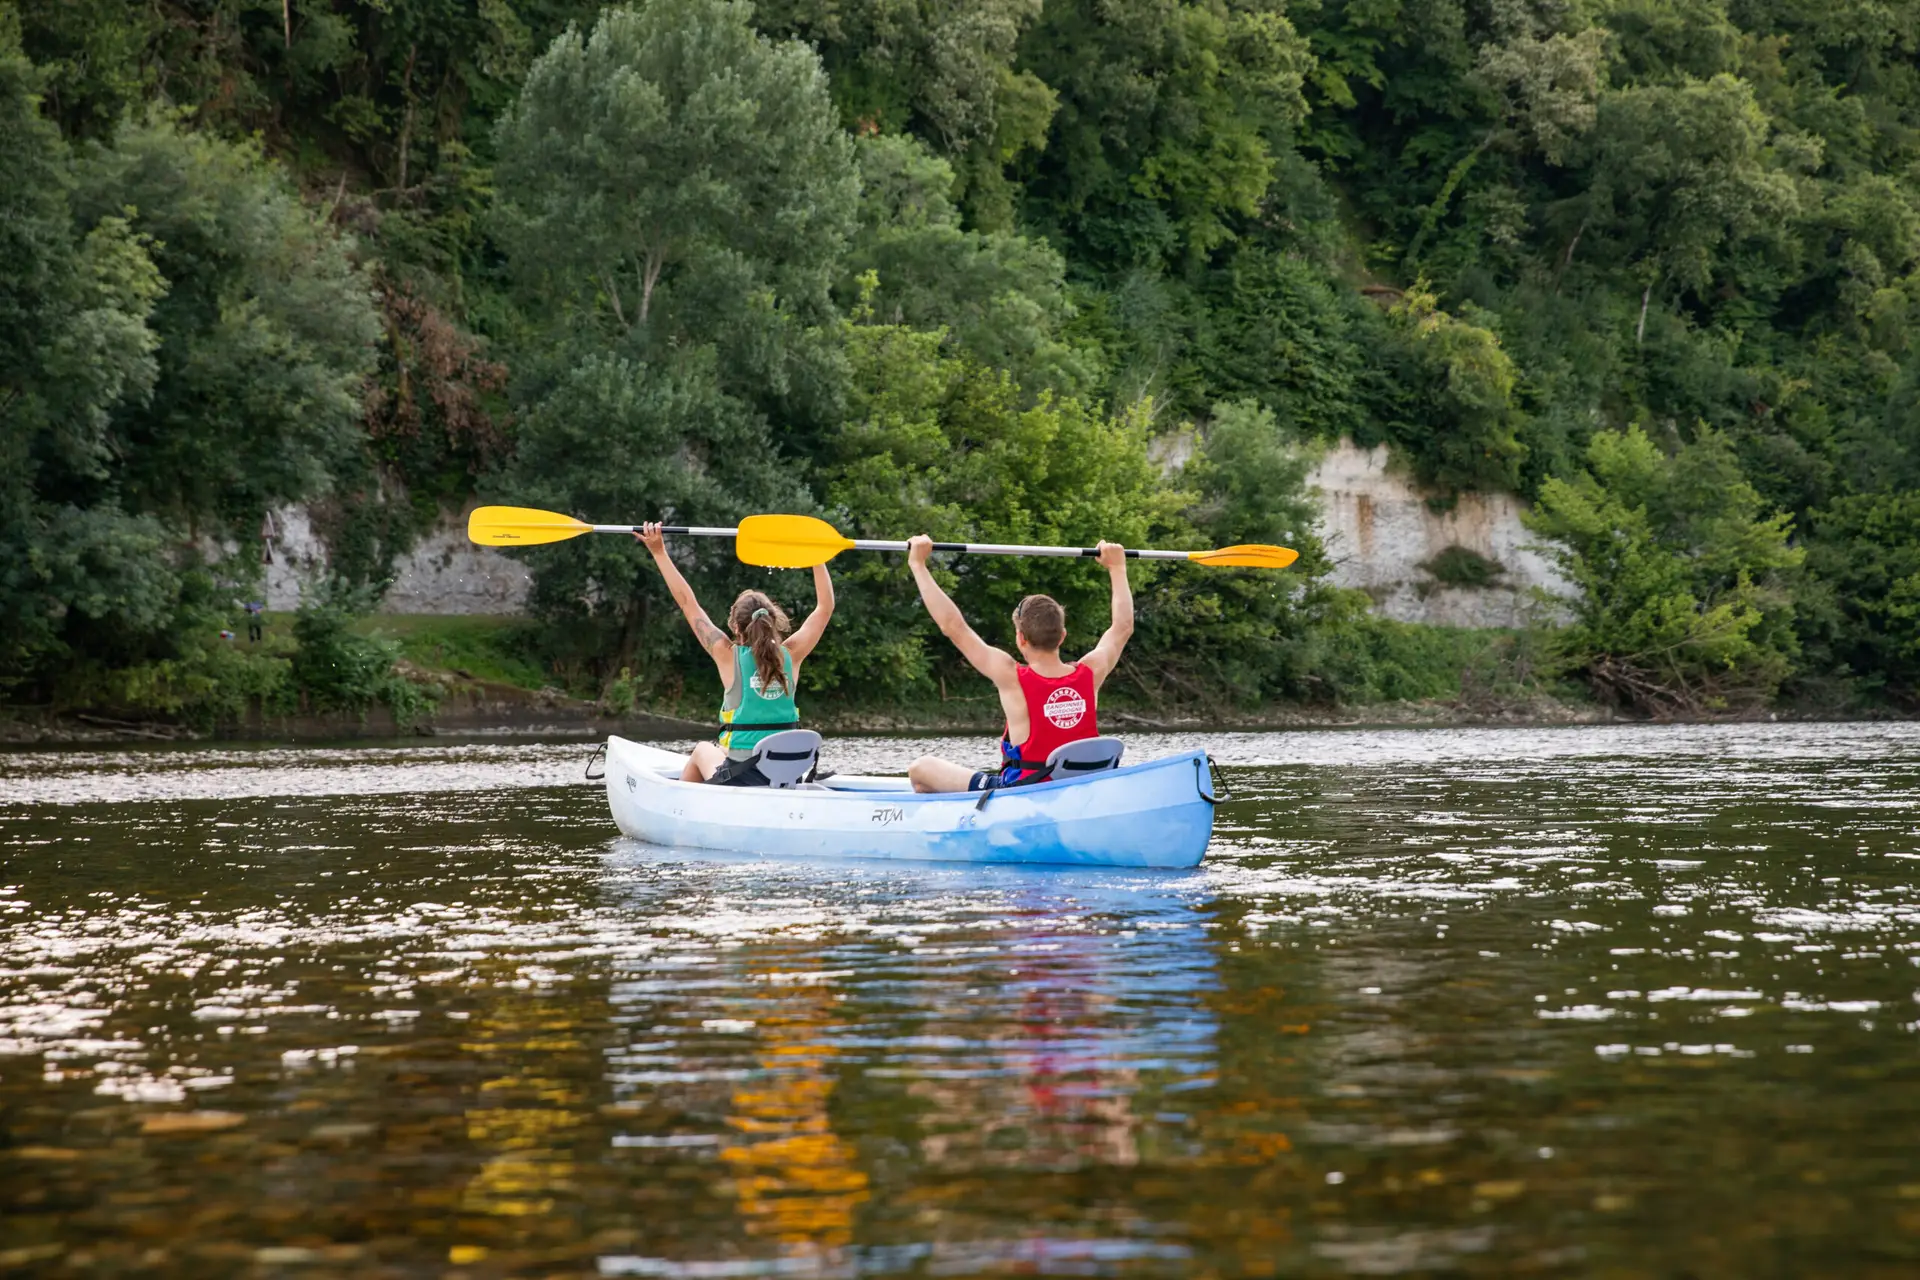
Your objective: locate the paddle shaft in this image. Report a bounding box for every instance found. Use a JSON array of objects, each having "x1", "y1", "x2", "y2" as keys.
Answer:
[
  {"x1": 592, "y1": 524, "x2": 740, "y2": 538},
  {"x1": 599, "y1": 525, "x2": 1195, "y2": 561},
  {"x1": 846, "y1": 538, "x2": 1189, "y2": 561}
]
